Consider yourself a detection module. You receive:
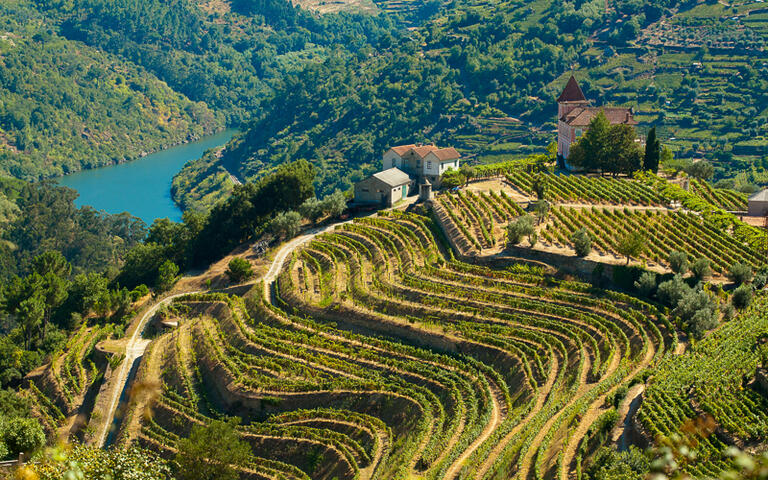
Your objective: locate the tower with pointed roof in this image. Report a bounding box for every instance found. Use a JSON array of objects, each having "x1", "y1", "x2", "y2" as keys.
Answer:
[{"x1": 556, "y1": 75, "x2": 637, "y2": 167}]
